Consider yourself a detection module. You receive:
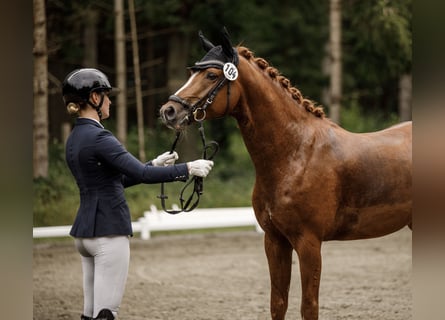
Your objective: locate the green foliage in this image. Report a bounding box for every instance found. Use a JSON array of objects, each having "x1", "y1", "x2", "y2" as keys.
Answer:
[
  {"x1": 343, "y1": 0, "x2": 412, "y2": 77},
  {"x1": 342, "y1": 0, "x2": 412, "y2": 116},
  {"x1": 235, "y1": 1, "x2": 329, "y2": 101},
  {"x1": 138, "y1": 0, "x2": 183, "y2": 27},
  {"x1": 340, "y1": 101, "x2": 399, "y2": 133},
  {"x1": 46, "y1": 0, "x2": 411, "y2": 117},
  {"x1": 33, "y1": 145, "x2": 79, "y2": 227}
]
